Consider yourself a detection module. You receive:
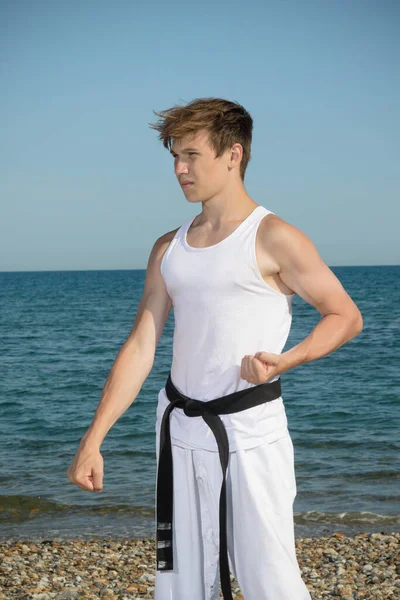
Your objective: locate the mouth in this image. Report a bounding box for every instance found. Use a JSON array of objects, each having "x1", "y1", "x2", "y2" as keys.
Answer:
[{"x1": 181, "y1": 182, "x2": 194, "y2": 188}]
